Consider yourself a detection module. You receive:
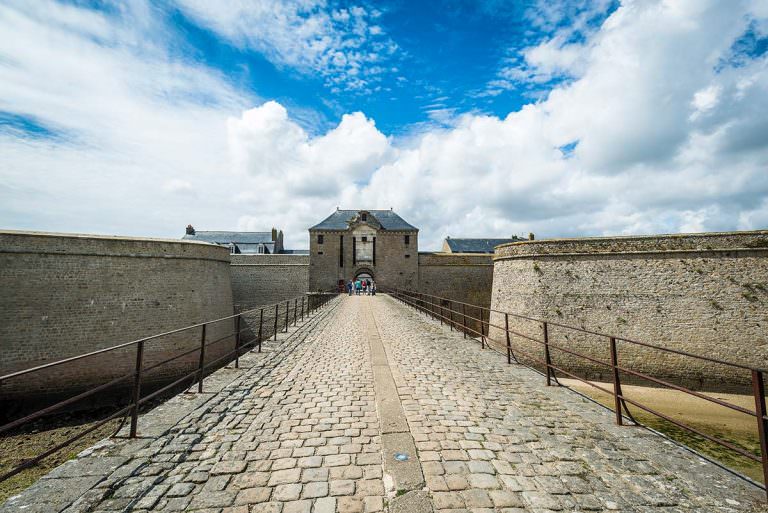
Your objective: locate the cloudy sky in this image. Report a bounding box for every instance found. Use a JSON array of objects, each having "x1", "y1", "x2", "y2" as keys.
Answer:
[{"x1": 1, "y1": 0, "x2": 767, "y2": 250}]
